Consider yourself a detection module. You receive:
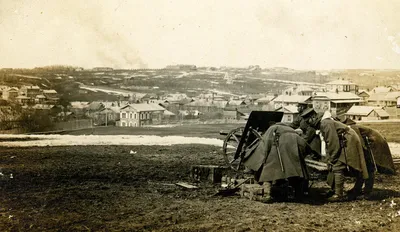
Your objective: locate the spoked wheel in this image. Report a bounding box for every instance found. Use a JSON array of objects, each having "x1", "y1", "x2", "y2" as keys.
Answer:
[{"x1": 222, "y1": 126, "x2": 262, "y2": 172}]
